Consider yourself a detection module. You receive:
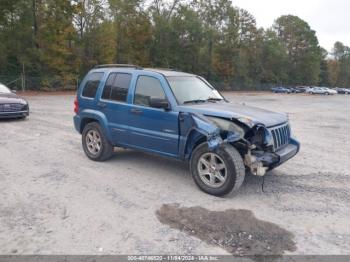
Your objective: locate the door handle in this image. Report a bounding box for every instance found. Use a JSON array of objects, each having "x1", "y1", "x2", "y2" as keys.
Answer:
[
  {"x1": 97, "y1": 102, "x2": 107, "y2": 108},
  {"x1": 130, "y1": 108, "x2": 143, "y2": 115}
]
